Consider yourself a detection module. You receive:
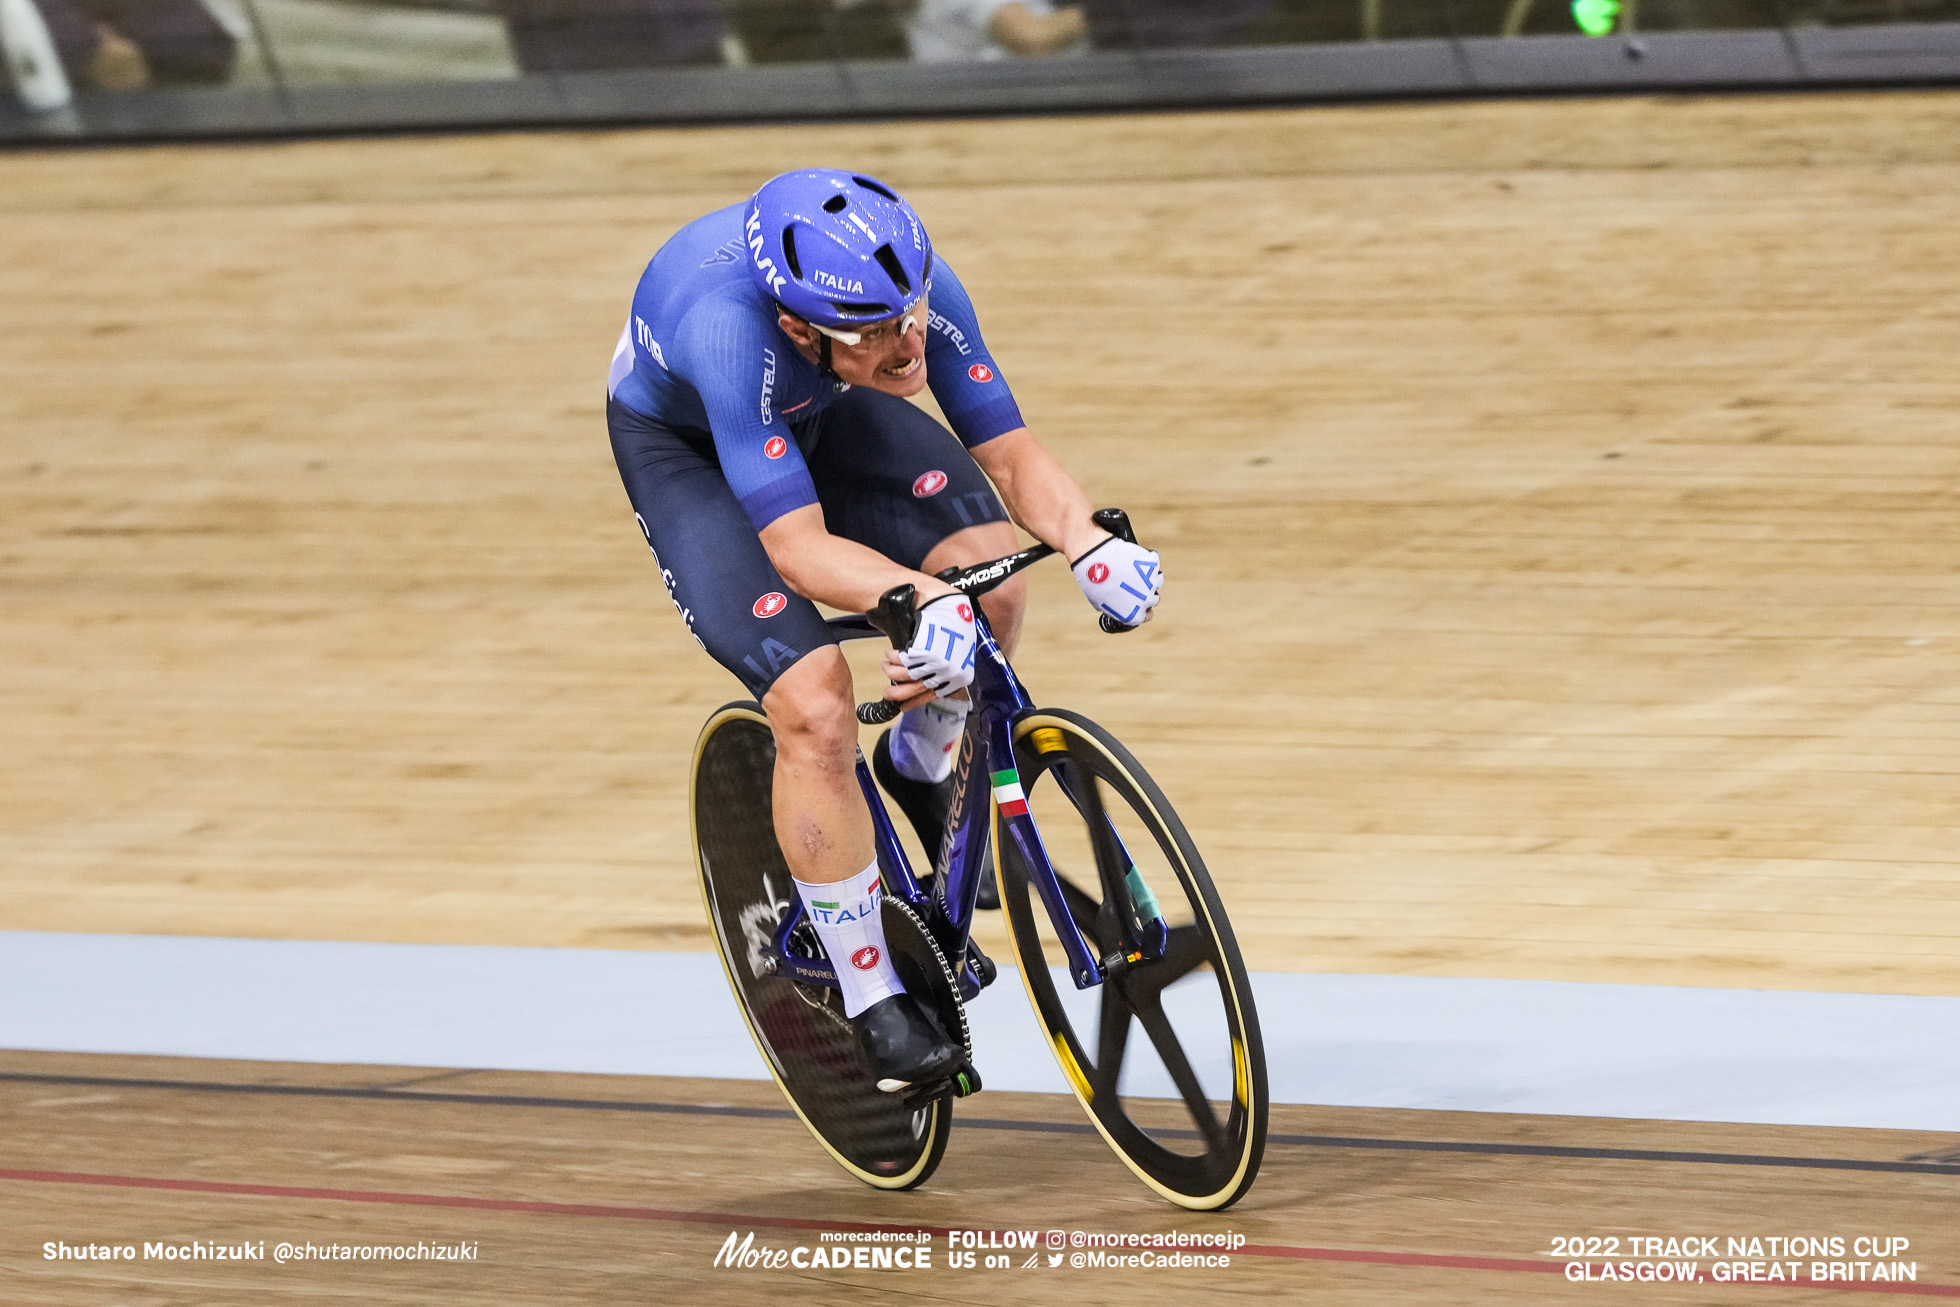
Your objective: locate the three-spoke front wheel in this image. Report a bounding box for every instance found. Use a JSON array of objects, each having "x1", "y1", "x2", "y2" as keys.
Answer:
[{"x1": 994, "y1": 708, "x2": 1268, "y2": 1210}]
